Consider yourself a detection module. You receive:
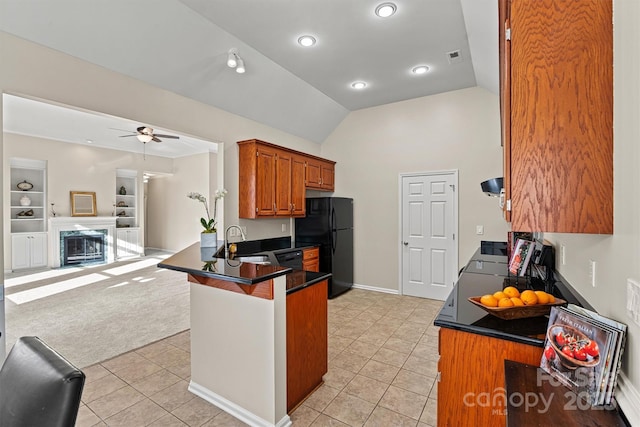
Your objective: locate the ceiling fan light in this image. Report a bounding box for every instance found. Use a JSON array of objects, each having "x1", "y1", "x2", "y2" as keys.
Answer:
[
  {"x1": 375, "y1": 2, "x2": 397, "y2": 18},
  {"x1": 235, "y1": 58, "x2": 246, "y2": 73},
  {"x1": 137, "y1": 134, "x2": 153, "y2": 143}
]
